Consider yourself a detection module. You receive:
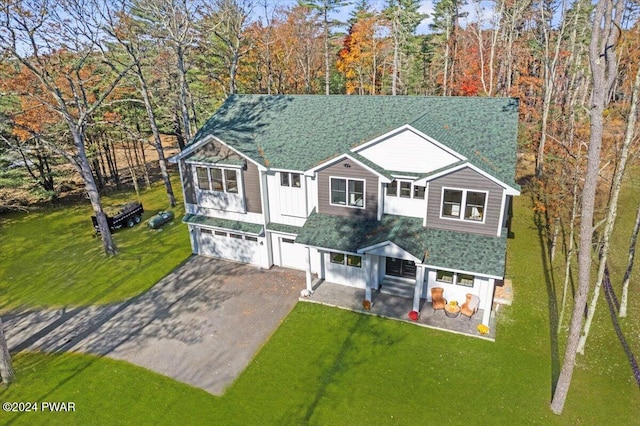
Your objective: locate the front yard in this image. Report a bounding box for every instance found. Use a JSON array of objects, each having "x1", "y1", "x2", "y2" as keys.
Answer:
[{"x1": 1, "y1": 181, "x2": 639, "y2": 424}]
